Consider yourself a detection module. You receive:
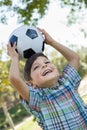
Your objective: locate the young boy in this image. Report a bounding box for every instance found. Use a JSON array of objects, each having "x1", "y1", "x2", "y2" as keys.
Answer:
[{"x1": 7, "y1": 28, "x2": 87, "y2": 130}]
